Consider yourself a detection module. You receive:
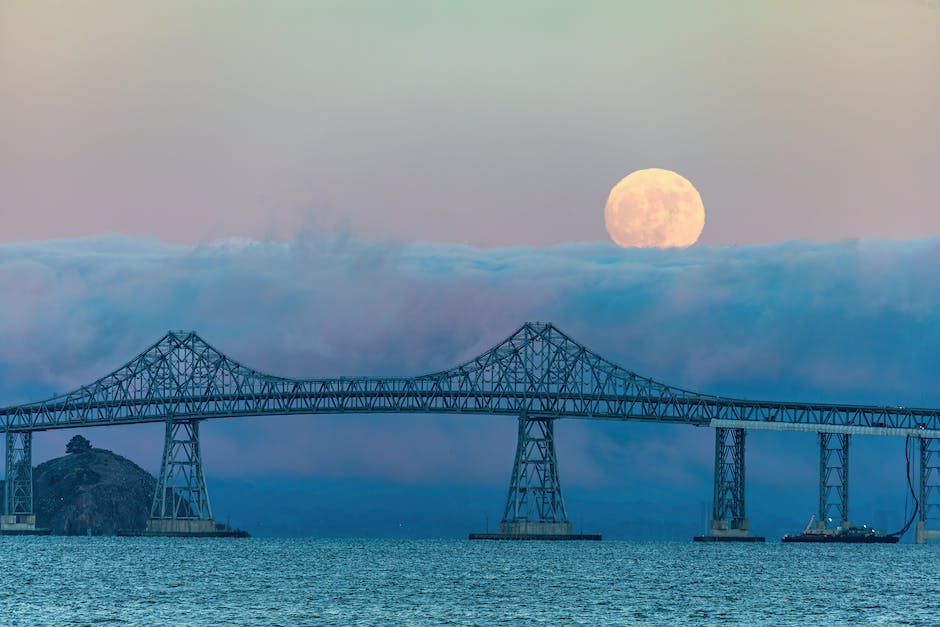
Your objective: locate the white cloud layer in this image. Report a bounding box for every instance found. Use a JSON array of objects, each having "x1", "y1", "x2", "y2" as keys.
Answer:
[{"x1": 0, "y1": 235, "x2": 938, "y2": 489}]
